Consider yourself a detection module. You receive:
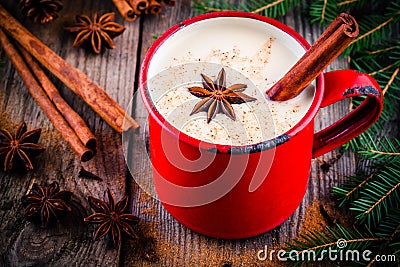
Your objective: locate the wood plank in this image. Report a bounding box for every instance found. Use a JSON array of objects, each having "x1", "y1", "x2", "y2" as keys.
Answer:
[
  {"x1": 123, "y1": 2, "x2": 358, "y2": 266},
  {"x1": 0, "y1": 0, "x2": 140, "y2": 266}
]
